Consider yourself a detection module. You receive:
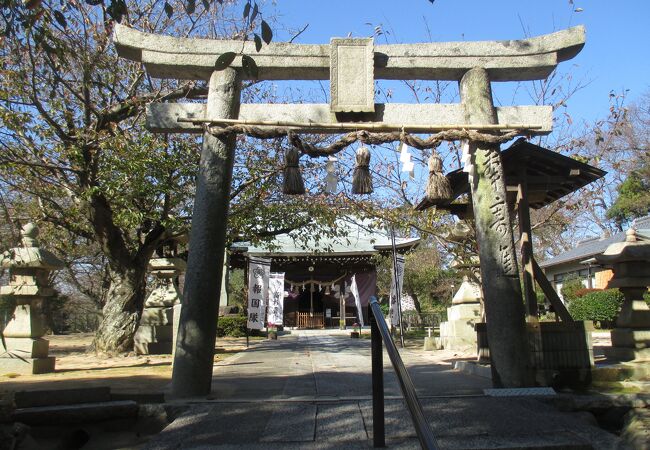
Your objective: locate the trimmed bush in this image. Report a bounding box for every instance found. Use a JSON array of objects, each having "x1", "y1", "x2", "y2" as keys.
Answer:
[
  {"x1": 568, "y1": 289, "x2": 624, "y2": 328},
  {"x1": 561, "y1": 276, "x2": 585, "y2": 303},
  {"x1": 573, "y1": 288, "x2": 602, "y2": 298},
  {"x1": 217, "y1": 315, "x2": 247, "y2": 337}
]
